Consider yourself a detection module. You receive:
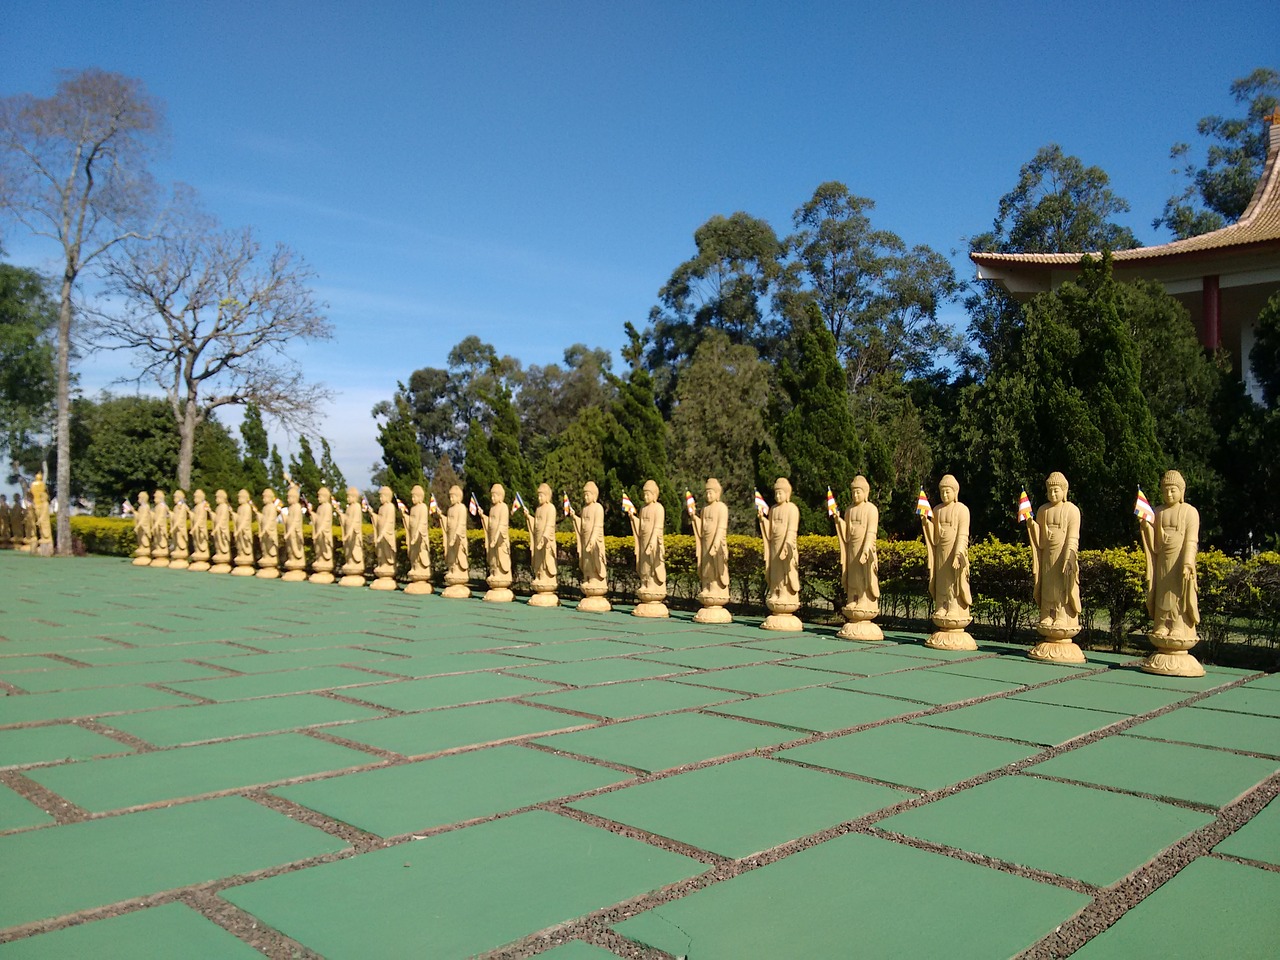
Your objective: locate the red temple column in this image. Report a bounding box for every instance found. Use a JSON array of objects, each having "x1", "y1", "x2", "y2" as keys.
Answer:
[{"x1": 1202, "y1": 275, "x2": 1220, "y2": 349}]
